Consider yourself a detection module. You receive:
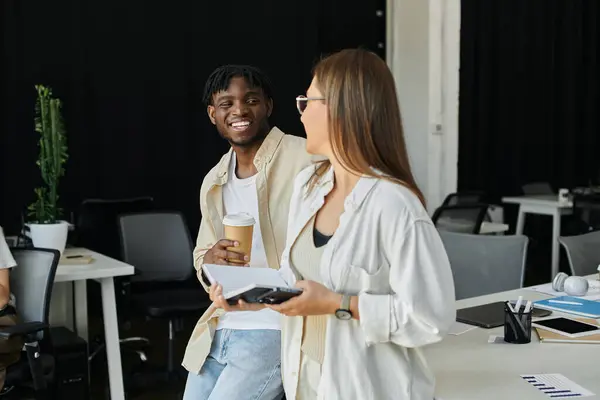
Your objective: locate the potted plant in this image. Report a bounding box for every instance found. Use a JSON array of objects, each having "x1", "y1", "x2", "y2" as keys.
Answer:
[{"x1": 26, "y1": 85, "x2": 69, "y2": 254}]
